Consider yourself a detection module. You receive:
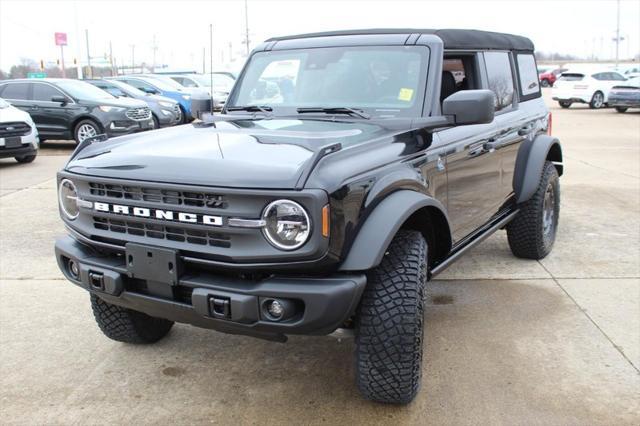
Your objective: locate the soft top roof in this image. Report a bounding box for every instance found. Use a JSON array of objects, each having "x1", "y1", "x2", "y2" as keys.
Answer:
[{"x1": 266, "y1": 28, "x2": 534, "y2": 52}]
